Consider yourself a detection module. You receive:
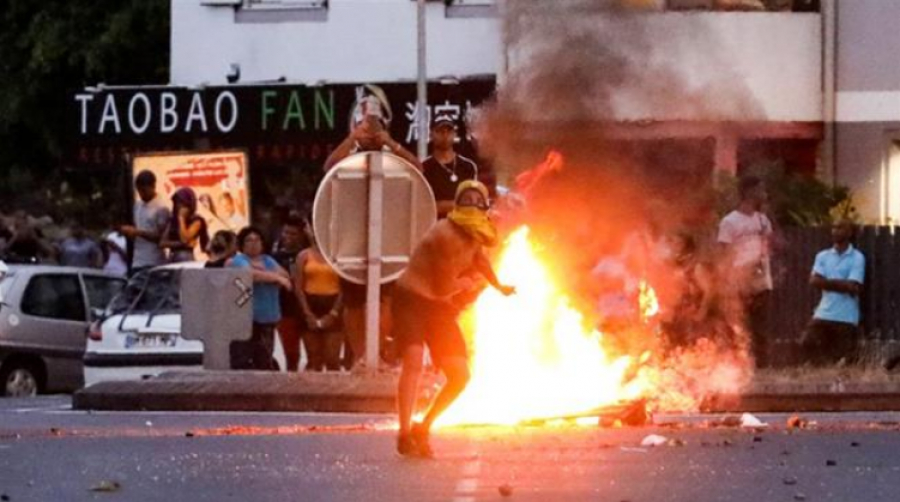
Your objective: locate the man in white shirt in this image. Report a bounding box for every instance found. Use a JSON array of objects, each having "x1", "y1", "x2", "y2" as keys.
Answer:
[
  {"x1": 120, "y1": 170, "x2": 170, "y2": 274},
  {"x1": 717, "y1": 175, "x2": 773, "y2": 367}
]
